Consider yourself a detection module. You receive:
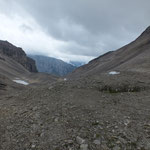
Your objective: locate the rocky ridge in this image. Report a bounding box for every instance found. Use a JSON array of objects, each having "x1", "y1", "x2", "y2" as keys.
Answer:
[
  {"x1": 68, "y1": 26, "x2": 150, "y2": 78},
  {"x1": 0, "y1": 40, "x2": 37, "y2": 72}
]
